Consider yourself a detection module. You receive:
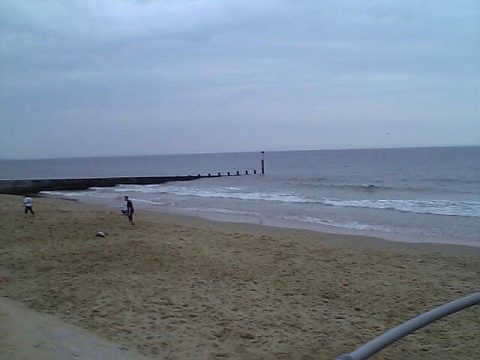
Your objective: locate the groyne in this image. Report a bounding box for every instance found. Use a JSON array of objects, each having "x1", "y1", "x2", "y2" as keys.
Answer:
[{"x1": 0, "y1": 175, "x2": 215, "y2": 195}]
